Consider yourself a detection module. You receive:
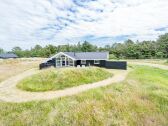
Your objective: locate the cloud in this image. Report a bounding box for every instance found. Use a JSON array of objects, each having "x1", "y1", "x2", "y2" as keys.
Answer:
[{"x1": 0, "y1": 0, "x2": 168, "y2": 50}]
